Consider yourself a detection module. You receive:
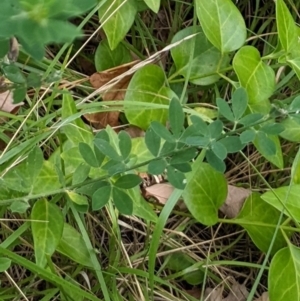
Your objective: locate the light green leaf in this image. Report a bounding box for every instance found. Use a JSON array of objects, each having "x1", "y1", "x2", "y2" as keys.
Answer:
[
  {"x1": 291, "y1": 147, "x2": 300, "y2": 184},
  {"x1": 9, "y1": 200, "x2": 30, "y2": 213},
  {"x1": 61, "y1": 92, "x2": 93, "y2": 146},
  {"x1": 183, "y1": 162, "x2": 227, "y2": 225},
  {"x1": 171, "y1": 26, "x2": 229, "y2": 85},
  {"x1": 236, "y1": 193, "x2": 287, "y2": 254},
  {"x1": 98, "y1": 0, "x2": 137, "y2": 49},
  {"x1": 31, "y1": 199, "x2": 64, "y2": 268},
  {"x1": 72, "y1": 163, "x2": 90, "y2": 185},
  {"x1": 61, "y1": 147, "x2": 85, "y2": 175},
  {"x1": 276, "y1": 0, "x2": 298, "y2": 53},
  {"x1": 254, "y1": 133, "x2": 283, "y2": 169},
  {"x1": 57, "y1": 223, "x2": 93, "y2": 267},
  {"x1": 66, "y1": 191, "x2": 89, "y2": 206},
  {"x1": 196, "y1": 0, "x2": 246, "y2": 53},
  {"x1": 131, "y1": 137, "x2": 154, "y2": 171},
  {"x1": 94, "y1": 39, "x2": 131, "y2": 72},
  {"x1": 280, "y1": 117, "x2": 300, "y2": 142},
  {"x1": 269, "y1": 245, "x2": 300, "y2": 301},
  {"x1": 124, "y1": 65, "x2": 171, "y2": 129},
  {"x1": 0, "y1": 257, "x2": 11, "y2": 272},
  {"x1": 287, "y1": 57, "x2": 300, "y2": 80},
  {"x1": 261, "y1": 185, "x2": 300, "y2": 222},
  {"x1": 233, "y1": 46, "x2": 275, "y2": 113},
  {"x1": 143, "y1": 0, "x2": 160, "y2": 13}
]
